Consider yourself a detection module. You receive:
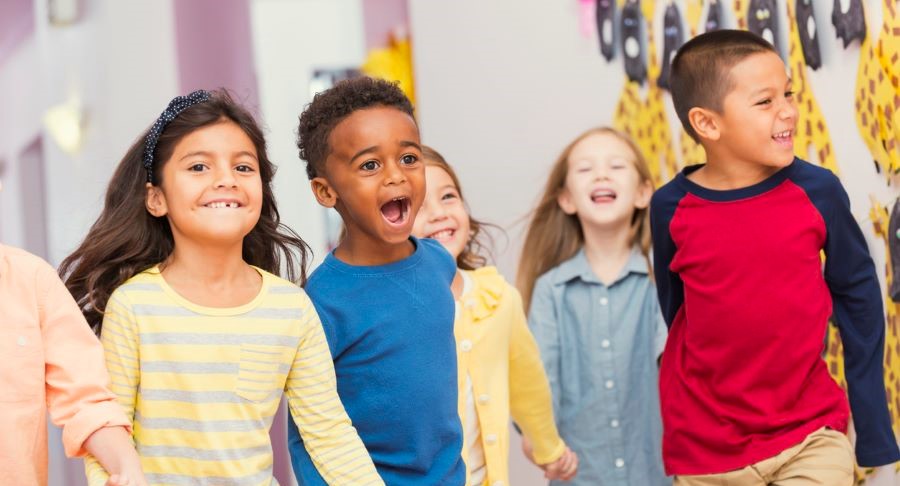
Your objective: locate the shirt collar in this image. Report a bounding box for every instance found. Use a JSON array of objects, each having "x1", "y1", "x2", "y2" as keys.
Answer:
[{"x1": 550, "y1": 246, "x2": 648, "y2": 286}]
